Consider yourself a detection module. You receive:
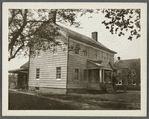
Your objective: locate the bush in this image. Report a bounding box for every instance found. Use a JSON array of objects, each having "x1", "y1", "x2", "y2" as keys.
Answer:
[
  {"x1": 127, "y1": 85, "x2": 140, "y2": 90},
  {"x1": 115, "y1": 85, "x2": 140, "y2": 91}
]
